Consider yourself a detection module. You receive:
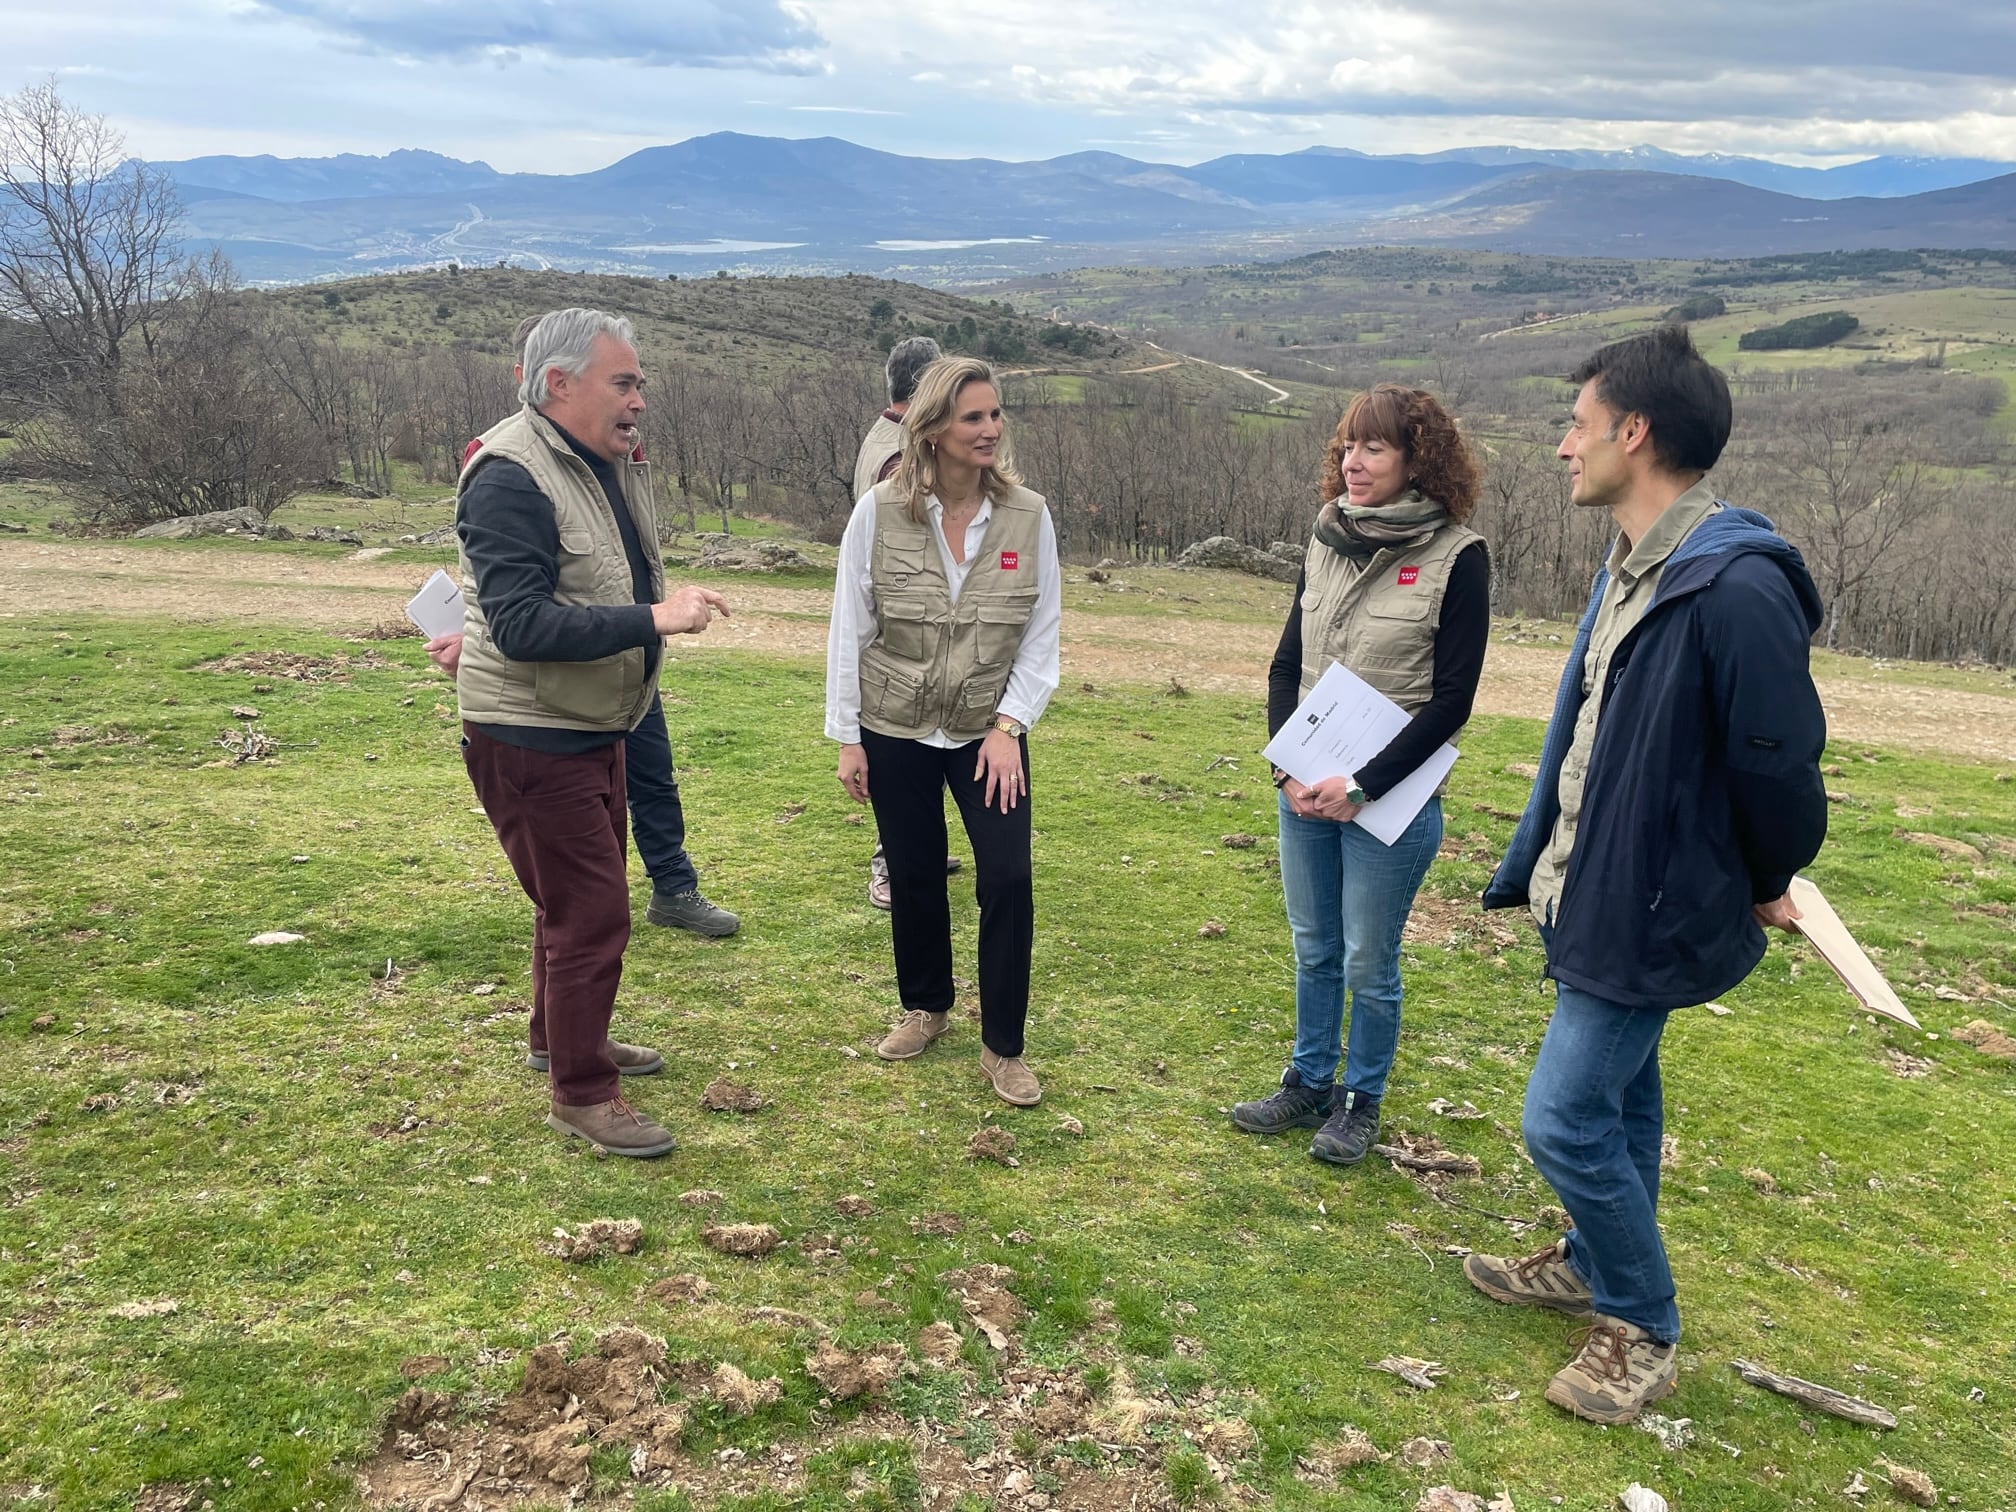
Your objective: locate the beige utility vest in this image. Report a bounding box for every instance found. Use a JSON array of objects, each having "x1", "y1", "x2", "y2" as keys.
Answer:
[
  {"x1": 1299, "y1": 511, "x2": 1483, "y2": 727},
  {"x1": 858, "y1": 480, "x2": 1045, "y2": 741},
  {"x1": 853, "y1": 413, "x2": 906, "y2": 503},
  {"x1": 455, "y1": 406, "x2": 665, "y2": 733}
]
